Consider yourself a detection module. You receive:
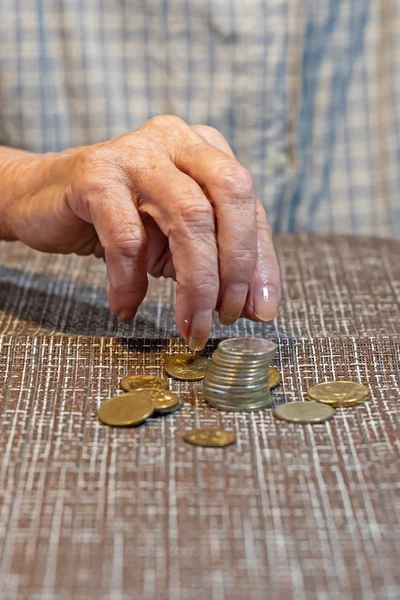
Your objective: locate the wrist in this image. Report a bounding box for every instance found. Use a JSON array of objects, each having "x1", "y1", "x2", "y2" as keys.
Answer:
[{"x1": 0, "y1": 148, "x2": 78, "y2": 242}]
